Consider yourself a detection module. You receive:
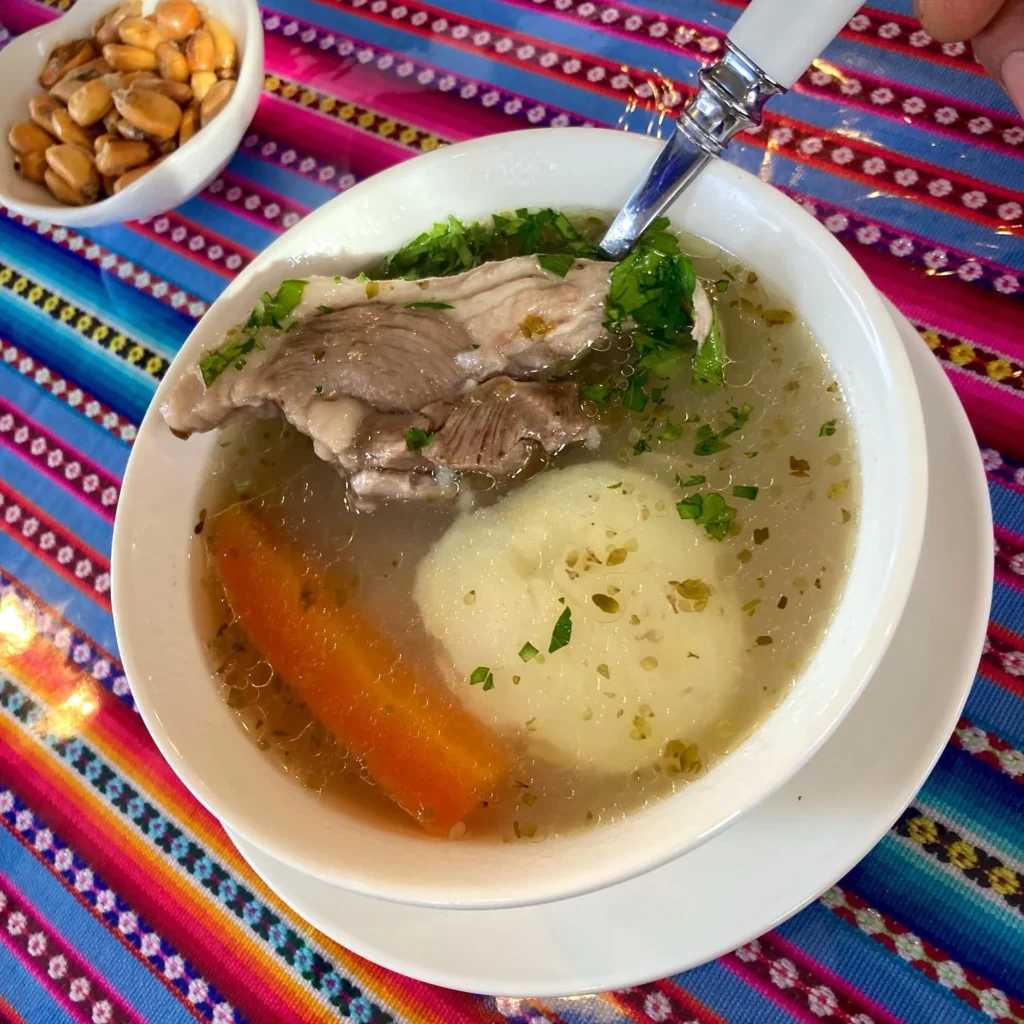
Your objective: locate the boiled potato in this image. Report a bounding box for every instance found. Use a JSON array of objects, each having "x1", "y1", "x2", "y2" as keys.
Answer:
[{"x1": 414, "y1": 462, "x2": 746, "y2": 775}]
